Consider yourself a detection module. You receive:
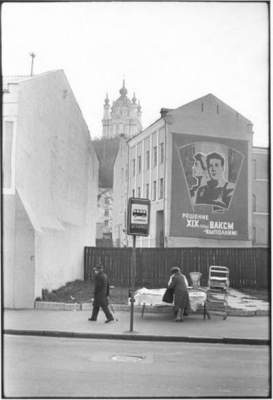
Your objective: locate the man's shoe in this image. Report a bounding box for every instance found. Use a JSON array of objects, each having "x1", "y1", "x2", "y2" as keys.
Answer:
[
  {"x1": 105, "y1": 318, "x2": 114, "y2": 323},
  {"x1": 88, "y1": 318, "x2": 96, "y2": 321}
]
